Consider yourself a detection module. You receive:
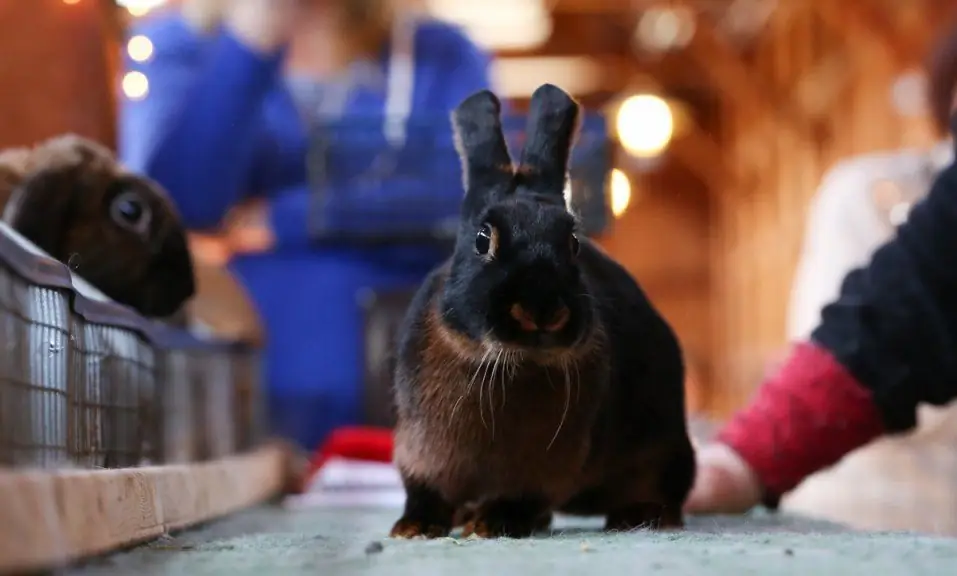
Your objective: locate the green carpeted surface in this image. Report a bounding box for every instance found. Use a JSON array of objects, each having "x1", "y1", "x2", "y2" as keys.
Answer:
[{"x1": 69, "y1": 505, "x2": 957, "y2": 575}]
